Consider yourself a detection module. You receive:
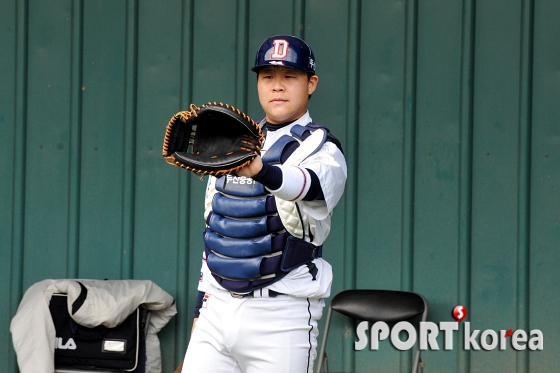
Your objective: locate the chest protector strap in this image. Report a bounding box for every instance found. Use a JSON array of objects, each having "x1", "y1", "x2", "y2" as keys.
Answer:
[{"x1": 274, "y1": 126, "x2": 327, "y2": 239}]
